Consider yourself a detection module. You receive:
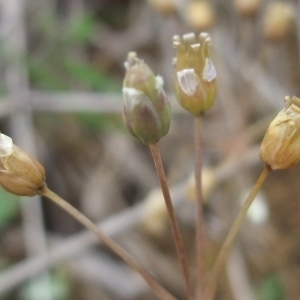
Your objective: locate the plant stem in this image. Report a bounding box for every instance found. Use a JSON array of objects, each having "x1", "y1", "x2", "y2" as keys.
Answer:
[
  {"x1": 204, "y1": 164, "x2": 271, "y2": 300},
  {"x1": 39, "y1": 185, "x2": 178, "y2": 300},
  {"x1": 150, "y1": 143, "x2": 194, "y2": 300},
  {"x1": 194, "y1": 115, "x2": 205, "y2": 299}
]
